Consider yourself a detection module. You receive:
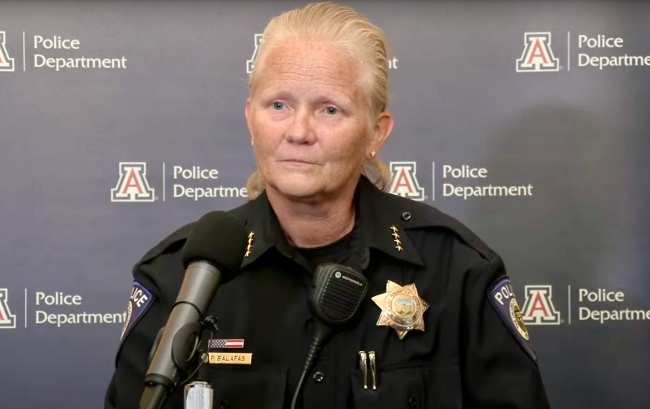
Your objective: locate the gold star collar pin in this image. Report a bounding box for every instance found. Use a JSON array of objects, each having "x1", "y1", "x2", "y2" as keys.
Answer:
[
  {"x1": 390, "y1": 225, "x2": 403, "y2": 252},
  {"x1": 244, "y1": 232, "x2": 254, "y2": 257},
  {"x1": 372, "y1": 280, "x2": 429, "y2": 340}
]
